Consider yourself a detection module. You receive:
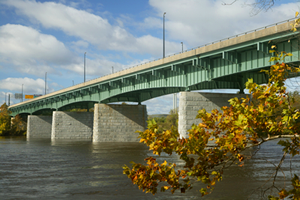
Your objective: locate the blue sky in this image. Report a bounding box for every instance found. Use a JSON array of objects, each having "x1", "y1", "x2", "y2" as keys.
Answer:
[{"x1": 0, "y1": 0, "x2": 299, "y2": 114}]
